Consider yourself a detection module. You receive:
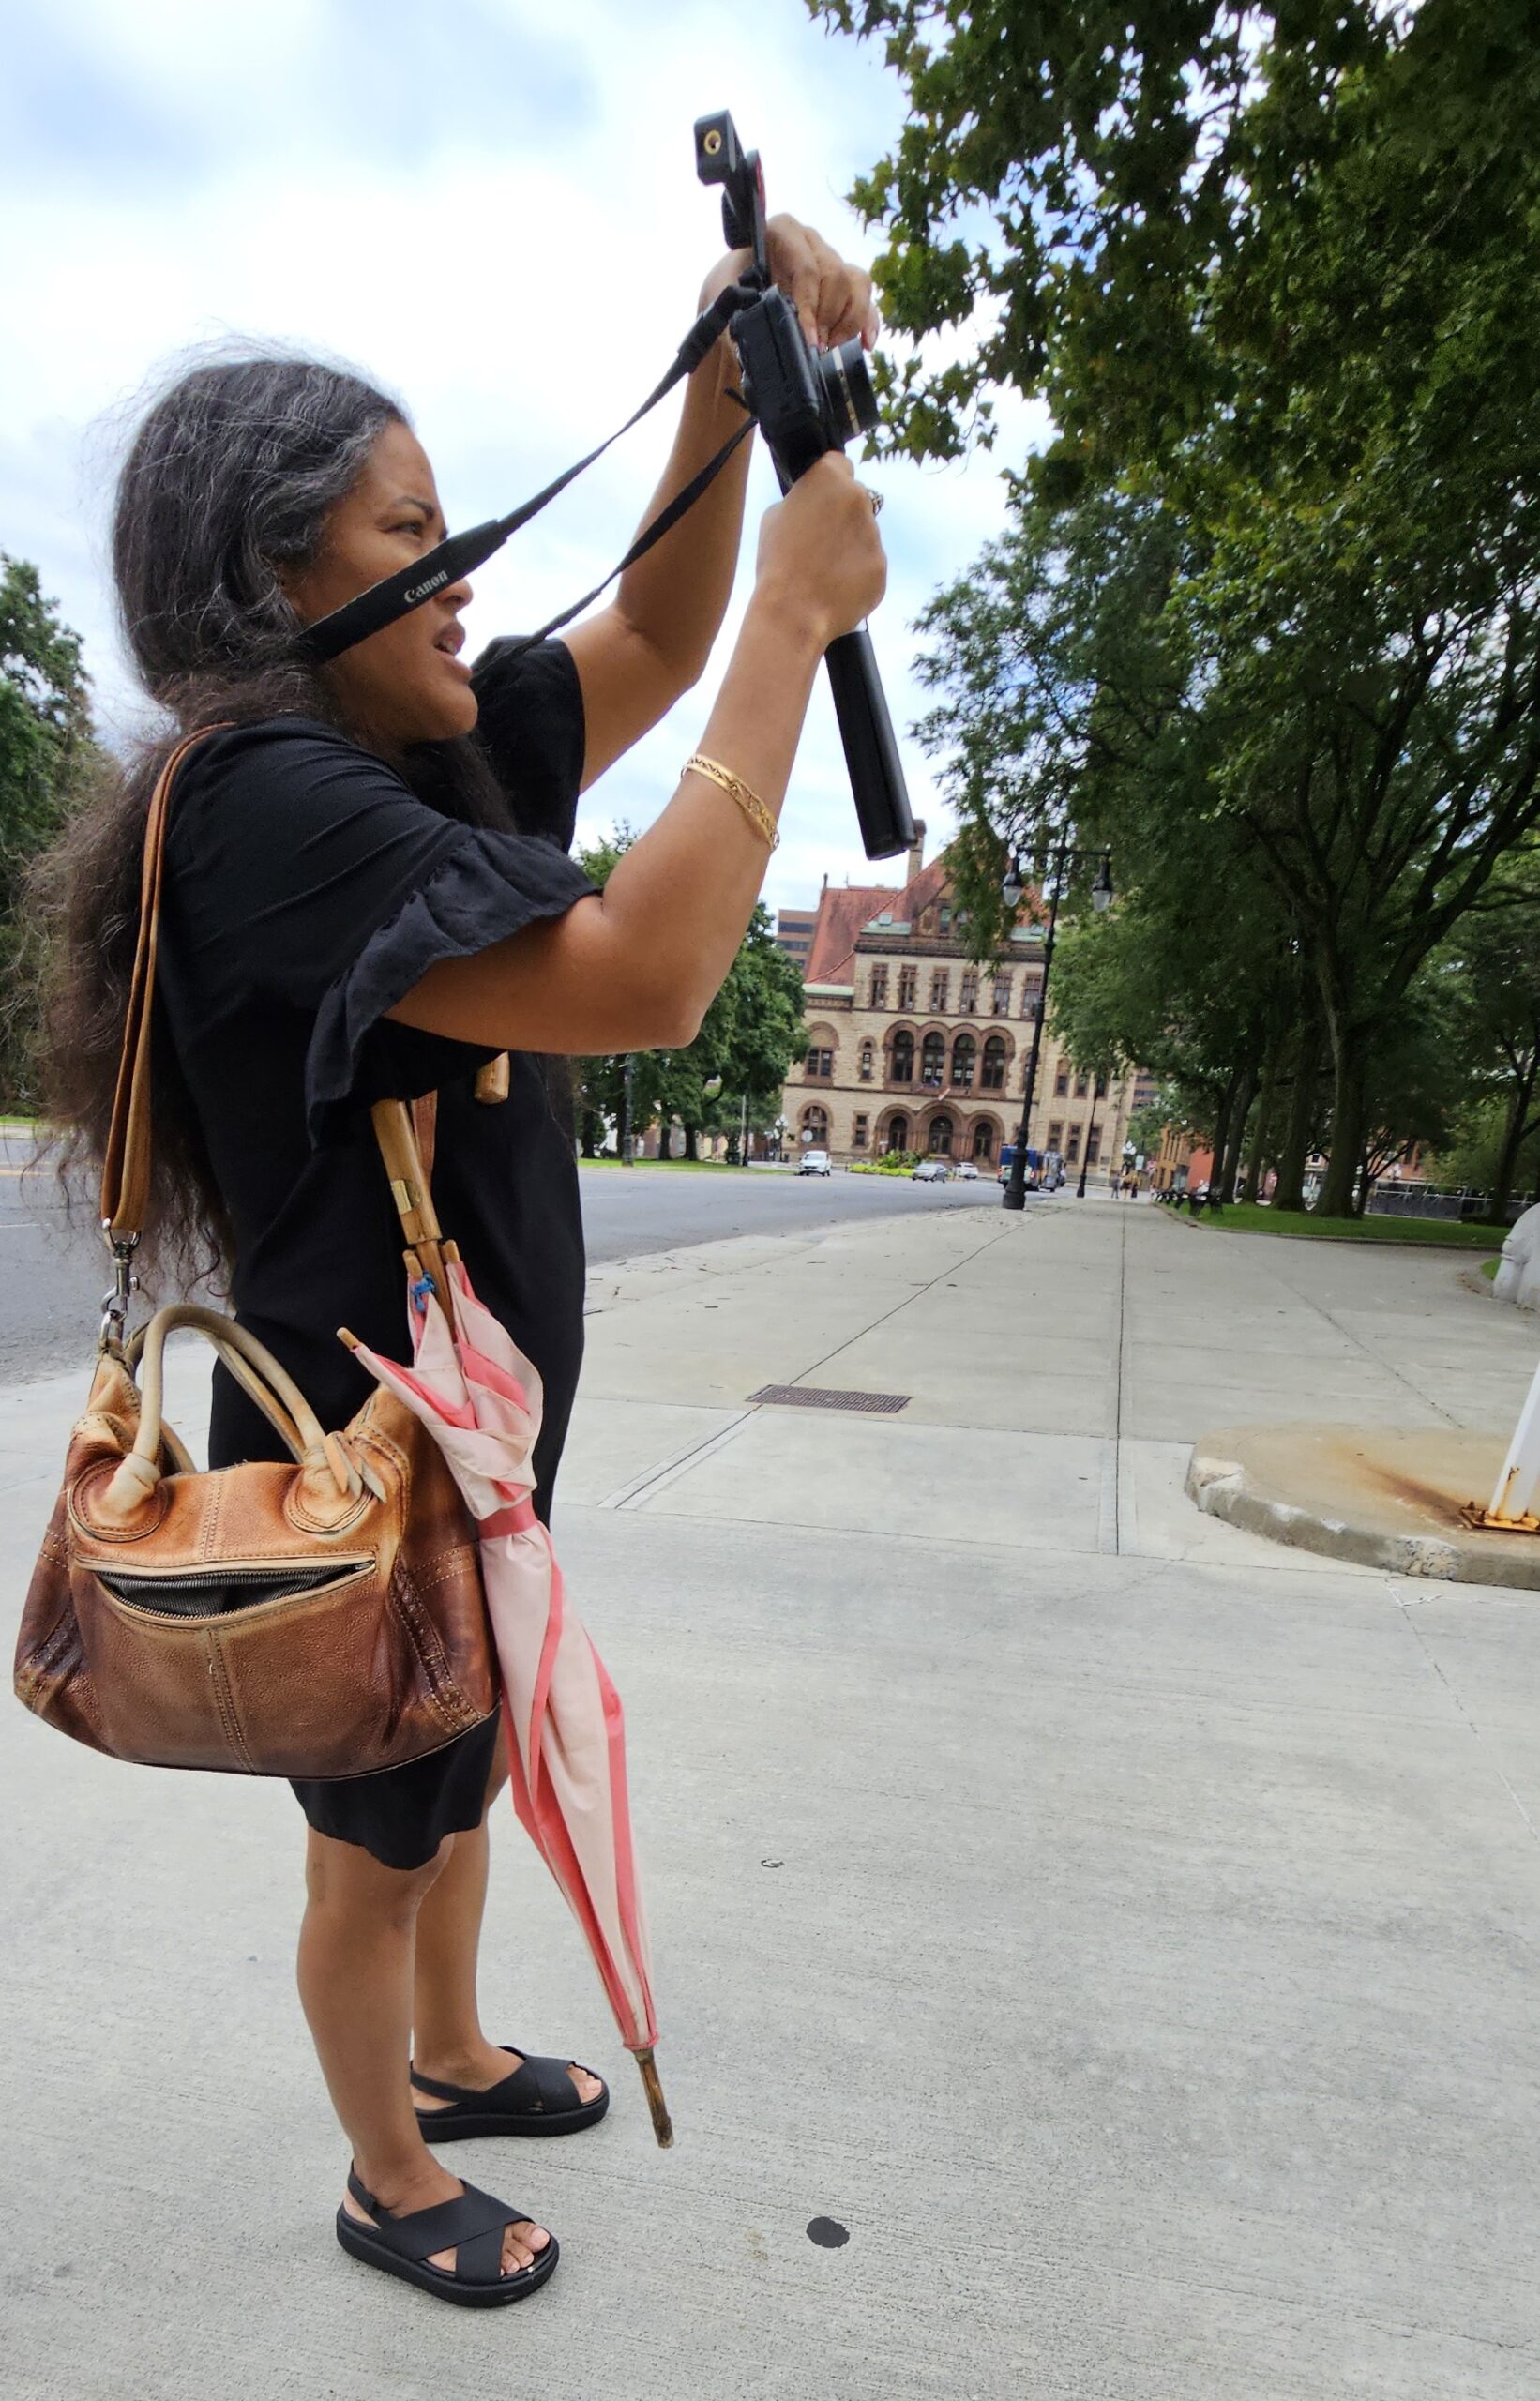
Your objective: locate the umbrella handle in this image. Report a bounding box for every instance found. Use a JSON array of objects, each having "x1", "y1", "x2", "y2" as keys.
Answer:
[
  {"x1": 371, "y1": 1101, "x2": 450, "y2": 1291},
  {"x1": 633, "y1": 2048, "x2": 673, "y2": 2149},
  {"x1": 371, "y1": 1100, "x2": 441, "y2": 1246}
]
